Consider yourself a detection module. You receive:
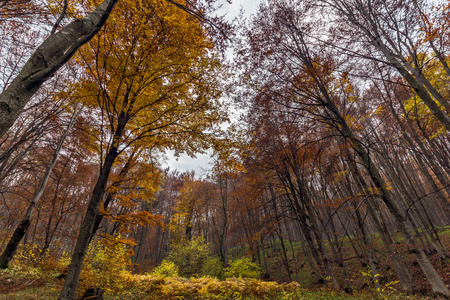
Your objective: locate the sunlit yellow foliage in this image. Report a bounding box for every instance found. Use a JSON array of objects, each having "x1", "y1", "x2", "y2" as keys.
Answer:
[
  {"x1": 402, "y1": 53, "x2": 449, "y2": 136},
  {"x1": 79, "y1": 234, "x2": 135, "y2": 295},
  {"x1": 359, "y1": 267, "x2": 400, "y2": 297},
  {"x1": 163, "y1": 236, "x2": 210, "y2": 277},
  {"x1": 151, "y1": 259, "x2": 179, "y2": 277},
  {"x1": 71, "y1": 0, "x2": 228, "y2": 160},
  {"x1": 115, "y1": 275, "x2": 303, "y2": 299},
  {"x1": 6, "y1": 243, "x2": 42, "y2": 272},
  {"x1": 224, "y1": 257, "x2": 261, "y2": 279}
]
